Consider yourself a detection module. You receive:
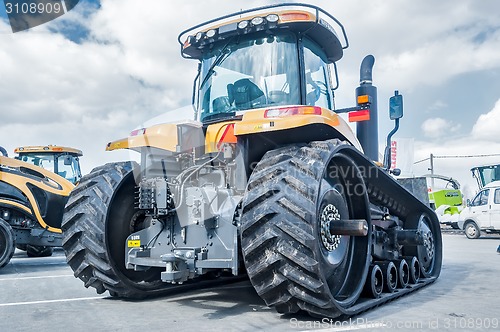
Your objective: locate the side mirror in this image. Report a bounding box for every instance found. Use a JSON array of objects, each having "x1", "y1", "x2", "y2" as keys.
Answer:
[
  {"x1": 64, "y1": 156, "x2": 73, "y2": 165},
  {"x1": 389, "y1": 91, "x2": 403, "y2": 120},
  {"x1": 466, "y1": 199, "x2": 471, "y2": 207},
  {"x1": 383, "y1": 90, "x2": 403, "y2": 169}
]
